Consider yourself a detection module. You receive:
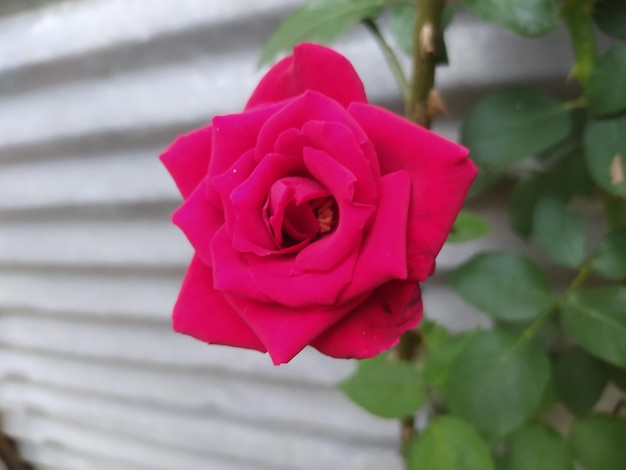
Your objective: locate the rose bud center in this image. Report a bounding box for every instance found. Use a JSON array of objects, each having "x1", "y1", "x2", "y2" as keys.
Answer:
[{"x1": 309, "y1": 196, "x2": 337, "y2": 234}]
